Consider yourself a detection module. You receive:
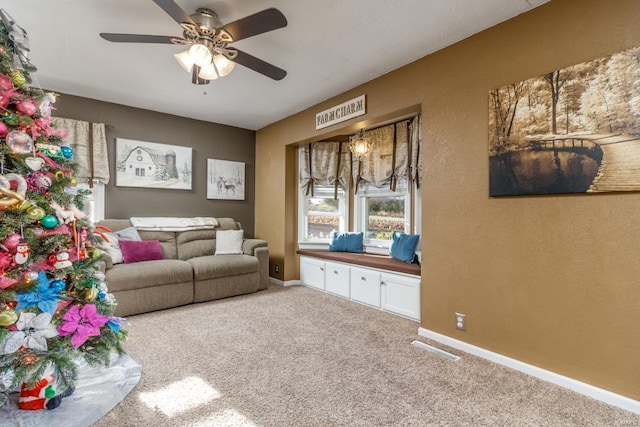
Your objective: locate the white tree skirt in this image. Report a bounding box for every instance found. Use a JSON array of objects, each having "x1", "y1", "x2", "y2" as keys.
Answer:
[{"x1": 0, "y1": 353, "x2": 141, "y2": 427}]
